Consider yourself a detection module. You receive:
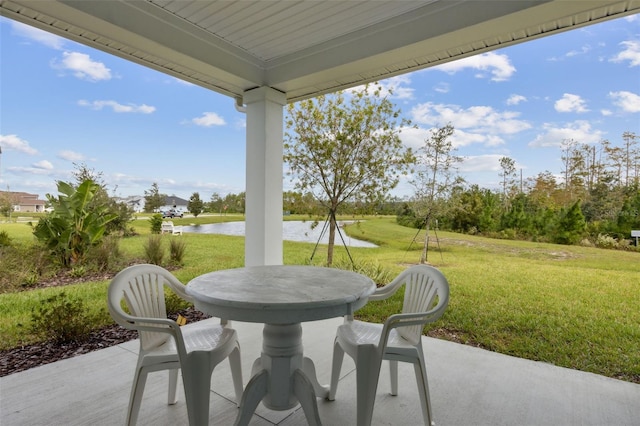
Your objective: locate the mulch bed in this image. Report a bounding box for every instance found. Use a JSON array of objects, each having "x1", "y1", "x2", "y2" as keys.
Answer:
[{"x1": 0, "y1": 307, "x2": 209, "y2": 377}]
